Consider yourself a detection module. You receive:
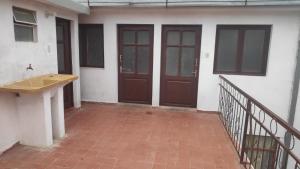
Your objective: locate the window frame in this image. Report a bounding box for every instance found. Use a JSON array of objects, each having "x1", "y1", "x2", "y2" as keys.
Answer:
[
  {"x1": 13, "y1": 7, "x2": 37, "y2": 42},
  {"x1": 13, "y1": 7, "x2": 37, "y2": 25},
  {"x1": 213, "y1": 25, "x2": 271, "y2": 76},
  {"x1": 79, "y1": 24, "x2": 105, "y2": 68}
]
